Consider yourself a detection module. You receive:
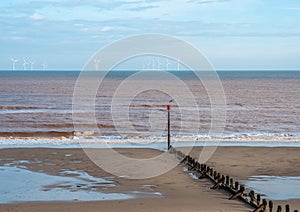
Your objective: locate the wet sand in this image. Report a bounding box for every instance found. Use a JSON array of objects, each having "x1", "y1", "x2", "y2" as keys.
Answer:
[{"x1": 0, "y1": 147, "x2": 299, "y2": 211}]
